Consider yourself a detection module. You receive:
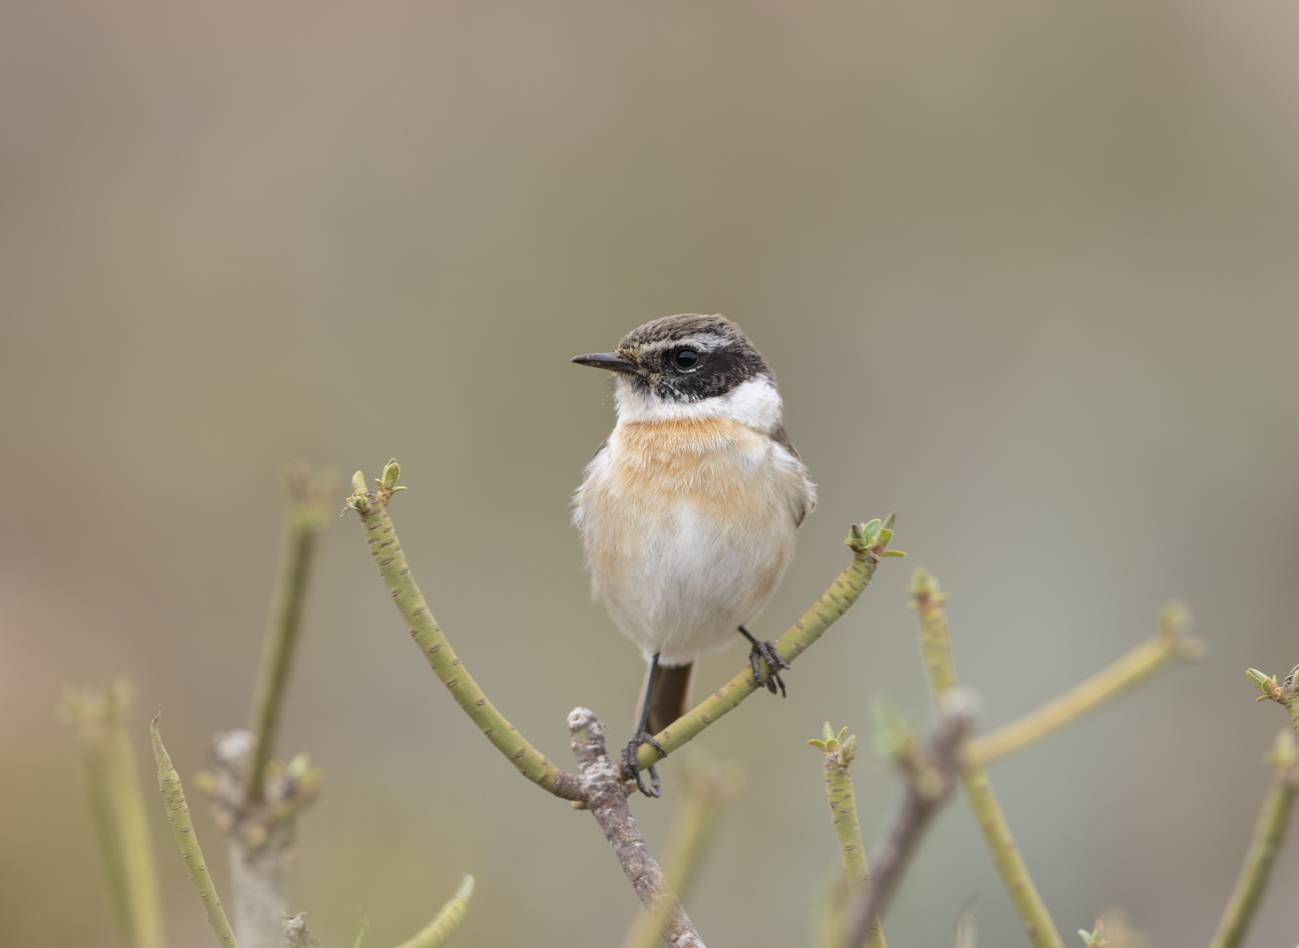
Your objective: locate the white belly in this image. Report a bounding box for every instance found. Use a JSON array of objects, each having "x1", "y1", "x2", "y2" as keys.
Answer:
[{"x1": 573, "y1": 418, "x2": 809, "y2": 664}]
